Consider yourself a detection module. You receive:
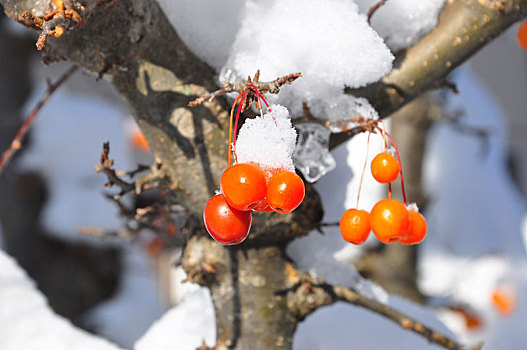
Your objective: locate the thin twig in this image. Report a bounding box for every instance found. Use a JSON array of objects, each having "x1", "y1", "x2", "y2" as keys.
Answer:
[
  {"x1": 188, "y1": 70, "x2": 301, "y2": 107},
  {"x1": 367, "y1": 0, "x2": 388, "y2": 23},
  {"x1": 282, "y1": 271, "x2": 483, "y2": 350},
  {"x1": 94, "y1": 142, "x2": 136, "y2": 199},
  {"x1": 0, "y1": 65, "x2": 78, "y2": 175}
]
